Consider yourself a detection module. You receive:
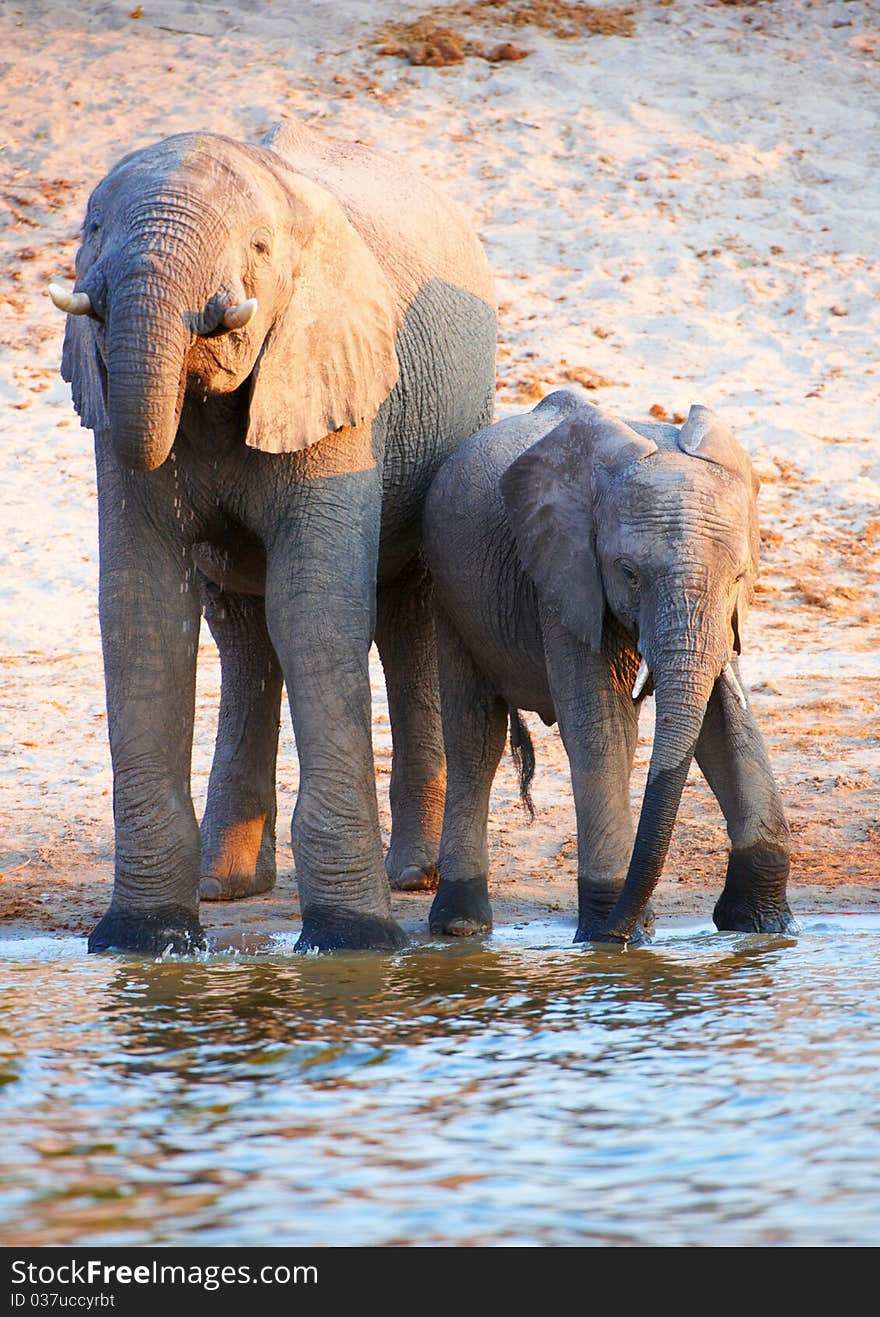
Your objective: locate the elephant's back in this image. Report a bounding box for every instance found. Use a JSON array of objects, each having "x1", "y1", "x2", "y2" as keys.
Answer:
[
  {"x1": 426, "y1": 389, "x2": 586, "y2": 531},
  {"x1": 425, "y1": 391, "x2": 584, "y2": 717},
  {"x1": 263, "y1": 121, "x2": 495, "y2": 311}
]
